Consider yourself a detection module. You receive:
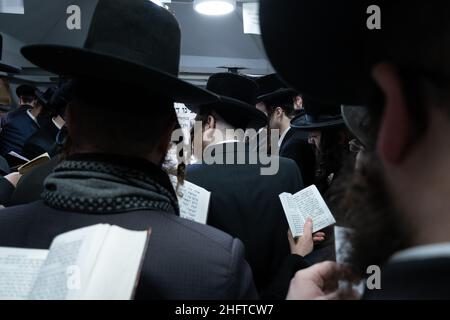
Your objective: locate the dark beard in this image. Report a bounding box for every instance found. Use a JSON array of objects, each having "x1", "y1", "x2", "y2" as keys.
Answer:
[{"x1": 328, "y1": 152, "x2": 412, "y2": 277}]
